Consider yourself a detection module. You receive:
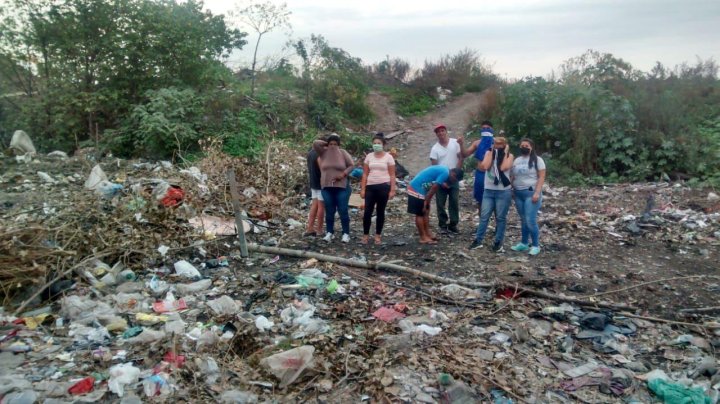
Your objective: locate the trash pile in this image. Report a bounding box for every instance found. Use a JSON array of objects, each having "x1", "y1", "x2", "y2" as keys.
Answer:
[{"x1": 1, "y1": 134, "x2": 719, "y2": 402}]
